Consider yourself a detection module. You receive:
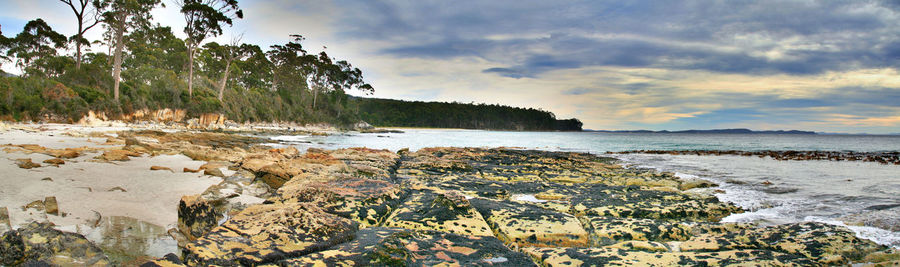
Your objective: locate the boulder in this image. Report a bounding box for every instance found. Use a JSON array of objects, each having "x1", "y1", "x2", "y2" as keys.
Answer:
[
  {"x1": 43, "y1": 197, "x2": 58, "y2": 216},
  {"x1": 15, "y1": 158, "x2": 41, "y2": 169},
  {"x1": 182, "y1": 203, "x2": 358, "y2": 266},
  {"x1": 177, "y1": 195, "x2": 220, "y2": 241},
  {"x1": 0, "y1": 222, "x2": 110, "y2": 266}
]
